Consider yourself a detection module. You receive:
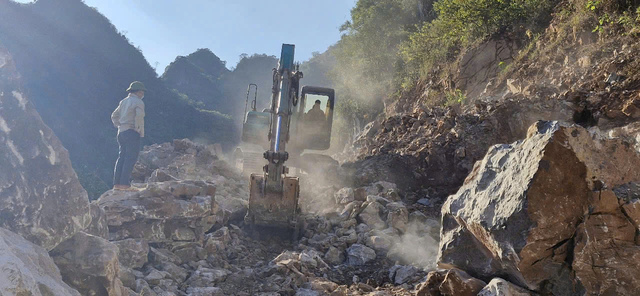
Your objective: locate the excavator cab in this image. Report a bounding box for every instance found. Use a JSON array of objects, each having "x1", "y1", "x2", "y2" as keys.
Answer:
[{"x1": 296, "y1": 86, "x2": 335, "y2": 150}]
